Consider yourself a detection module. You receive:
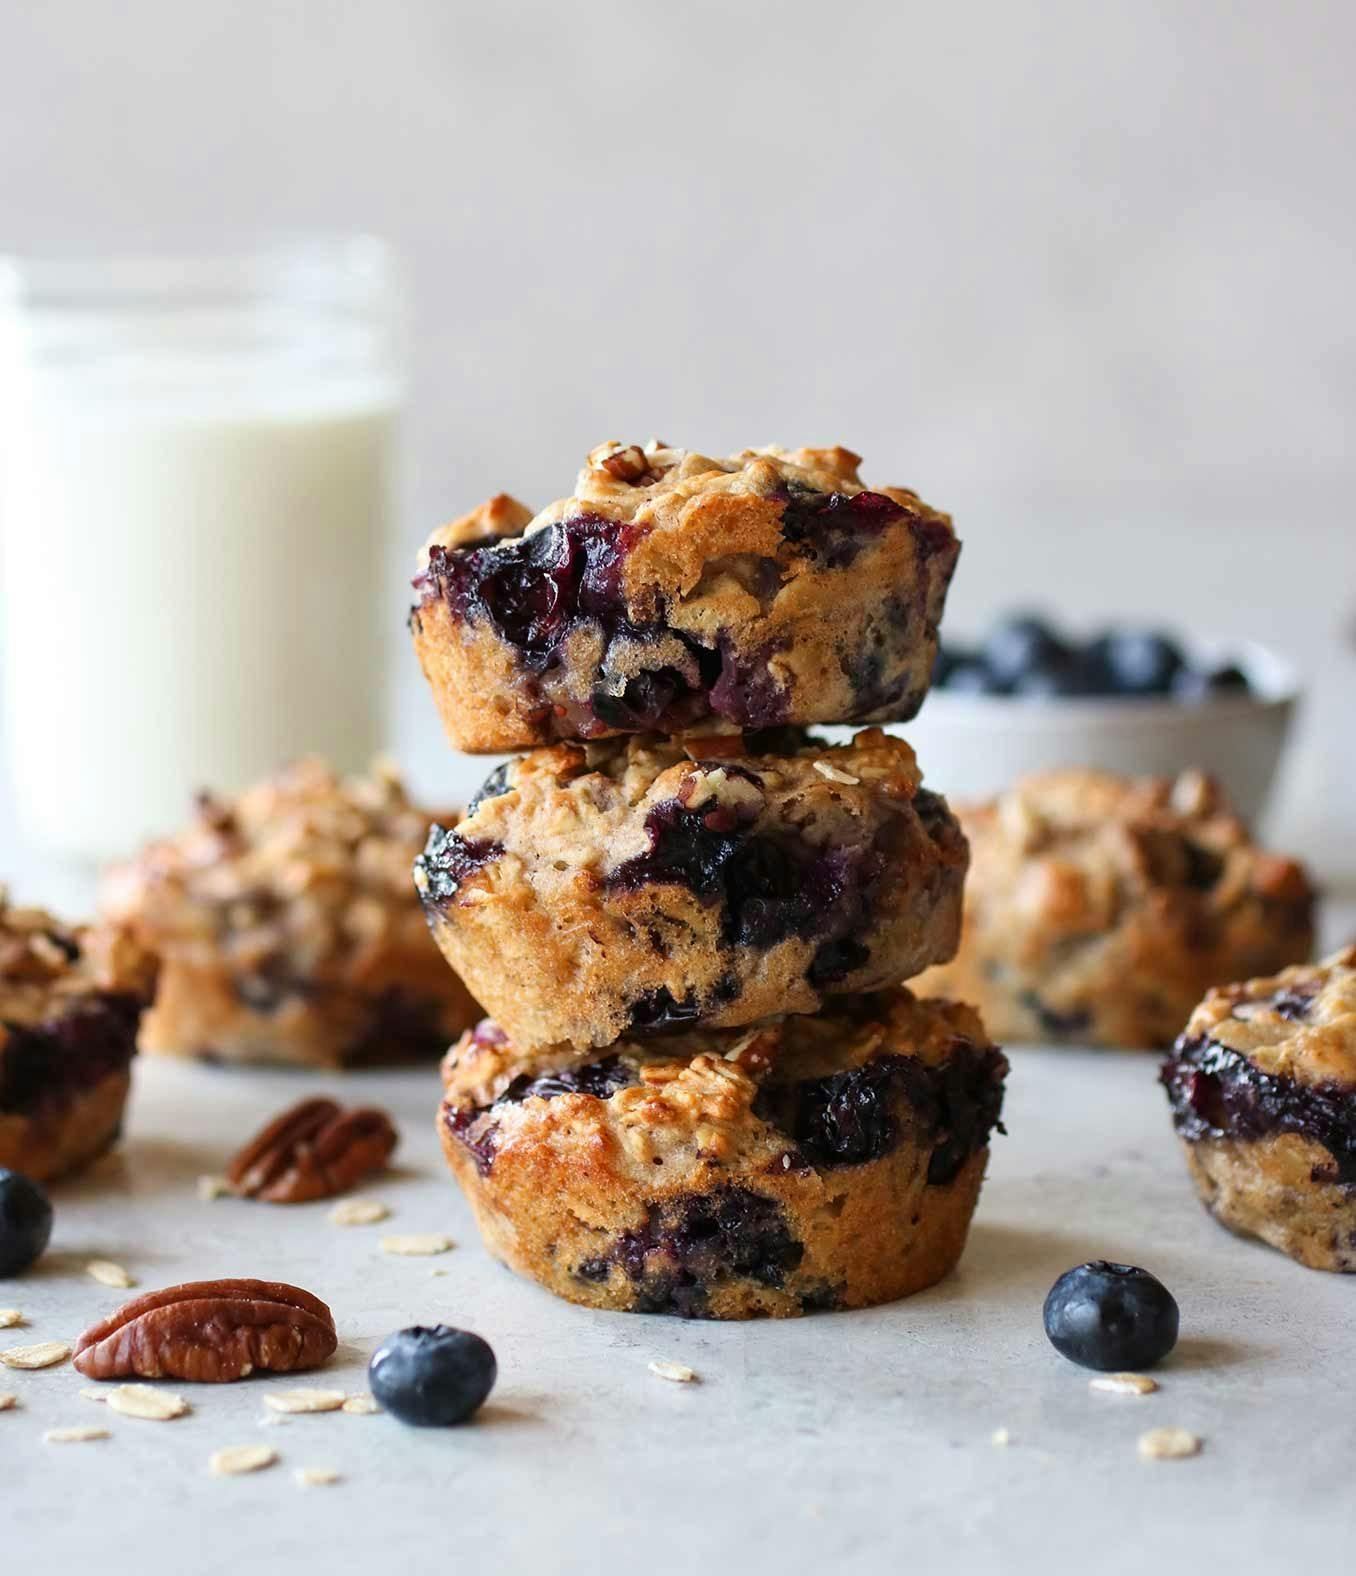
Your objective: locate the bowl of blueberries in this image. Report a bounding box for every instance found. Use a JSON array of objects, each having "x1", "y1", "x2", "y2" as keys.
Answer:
[{"x1": 902, "y1": 612, "x2": 1299, "y2": 823}]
